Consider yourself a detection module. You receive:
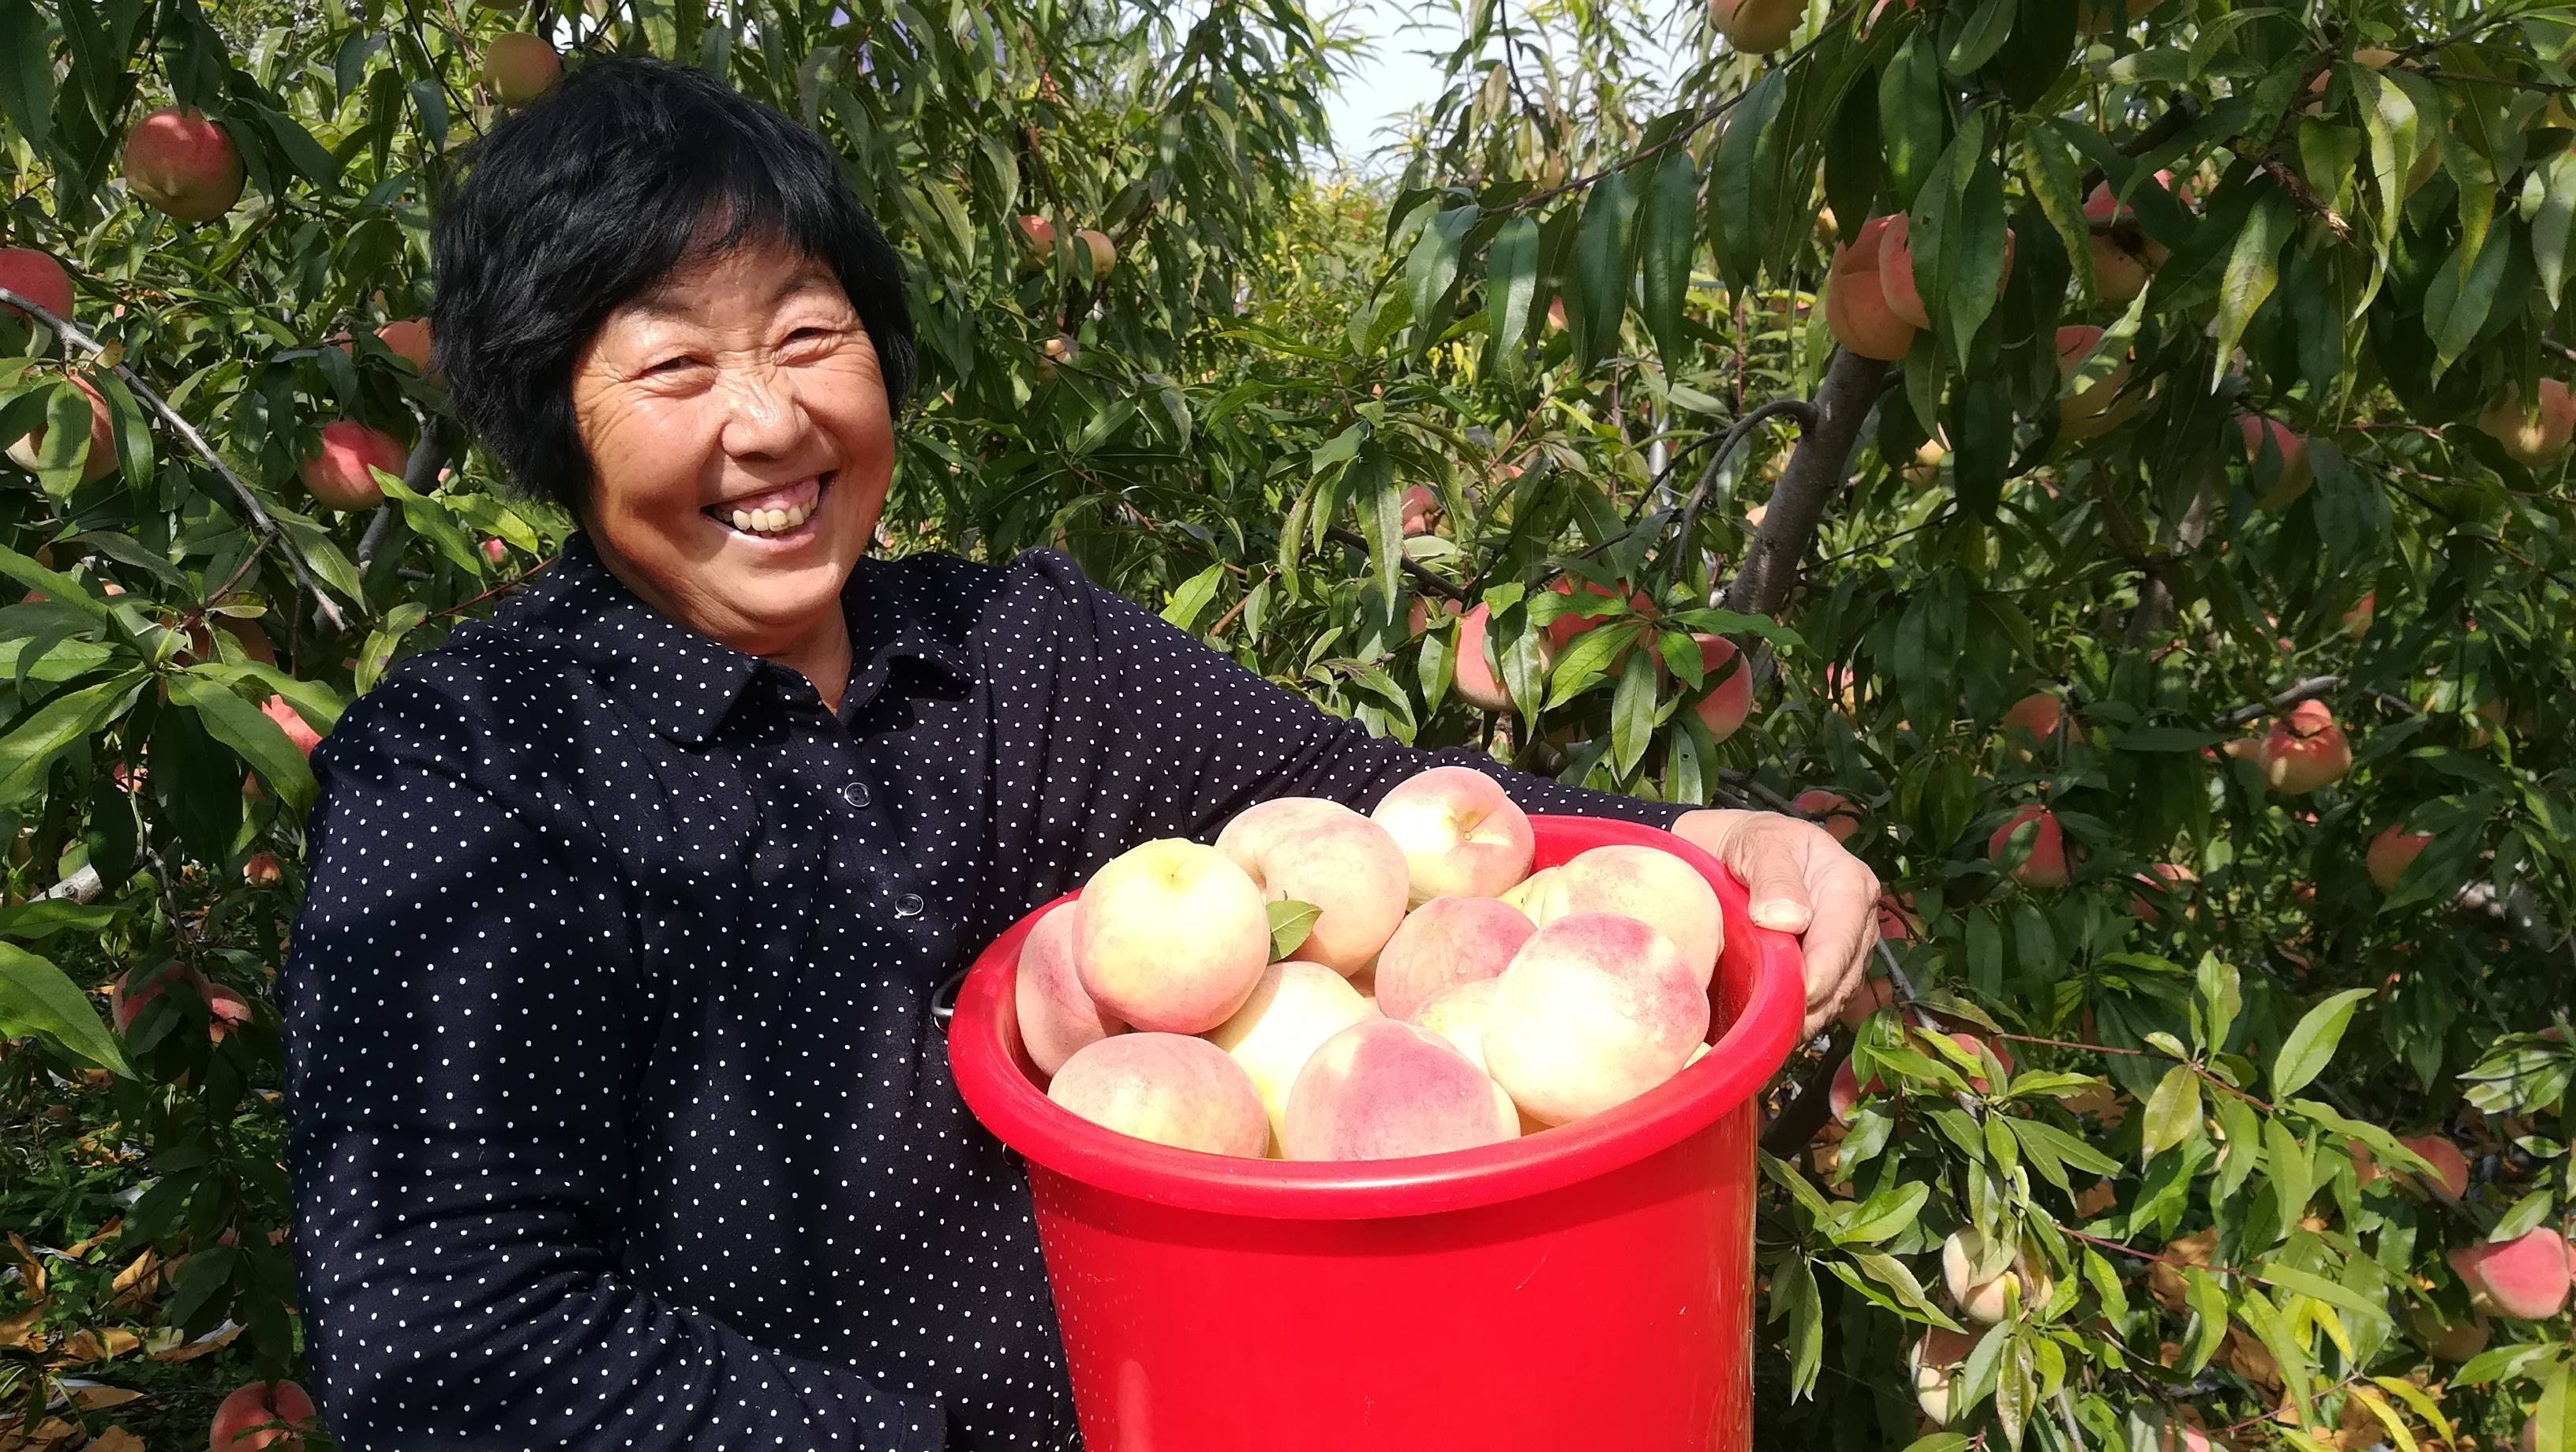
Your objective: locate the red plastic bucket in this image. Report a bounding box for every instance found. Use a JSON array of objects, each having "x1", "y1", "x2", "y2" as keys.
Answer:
[{"x1": 949, "y1": 814, "x2": 1806, "y2": 1451}]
